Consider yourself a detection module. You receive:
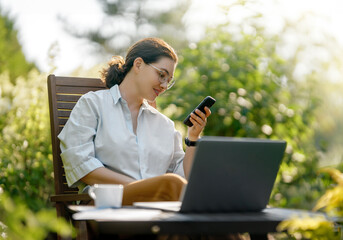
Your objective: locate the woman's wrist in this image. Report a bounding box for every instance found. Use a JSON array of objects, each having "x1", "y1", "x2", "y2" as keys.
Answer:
[
  {"x1": 185, "y1": 137, "x2": 198, "y2": 147},
  {"x1": 188, "y1": 137, "x2": 199, "y2": 142}
]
